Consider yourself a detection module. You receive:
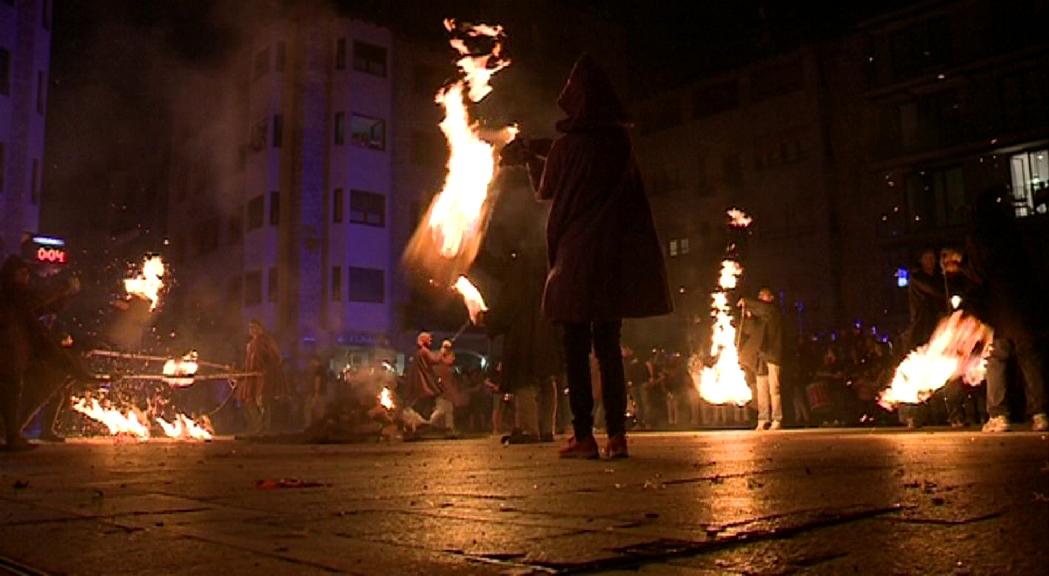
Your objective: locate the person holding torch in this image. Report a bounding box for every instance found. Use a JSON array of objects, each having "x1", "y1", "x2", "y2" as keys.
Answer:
[{"x1": 502, "y1": 54, "x2": 672, "y2": 459}]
